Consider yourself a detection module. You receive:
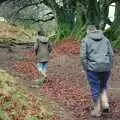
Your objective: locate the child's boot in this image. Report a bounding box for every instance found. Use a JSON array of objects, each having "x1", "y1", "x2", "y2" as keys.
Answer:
[
  {"x1": 32, "y1": 73, "x2": 45, "y2": 88},
  {"x1": 101, "y1": 89, "x2": 109, "y2": 113},
  {"x1": 91, "y1": 98, "x2": 101, "y2": 117},
  {"x1": 43, "y1": 72, "x2": 47, "y2": 78}
]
